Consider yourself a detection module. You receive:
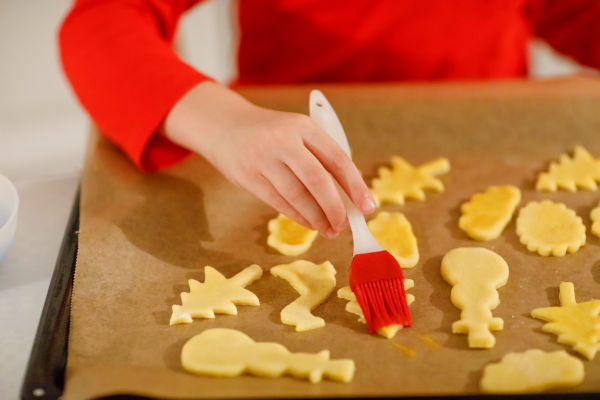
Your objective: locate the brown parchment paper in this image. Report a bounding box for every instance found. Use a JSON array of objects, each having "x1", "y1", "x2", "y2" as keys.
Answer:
[{"x1": 64, "y1": 77, "x2": 600, "y2": 399}]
